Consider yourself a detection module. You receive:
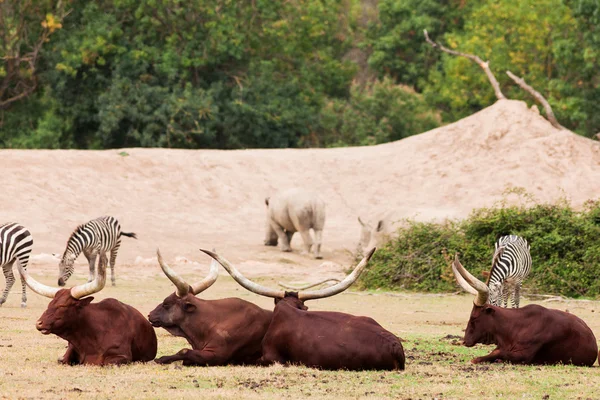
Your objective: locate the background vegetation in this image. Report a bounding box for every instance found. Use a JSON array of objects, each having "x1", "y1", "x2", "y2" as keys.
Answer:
[
  {"x1": 1, "y1": 0, "x2": 598, "y2": 149},
  {"x1": 358, "y1": 194, "x2": 600, "y2": 298}
]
